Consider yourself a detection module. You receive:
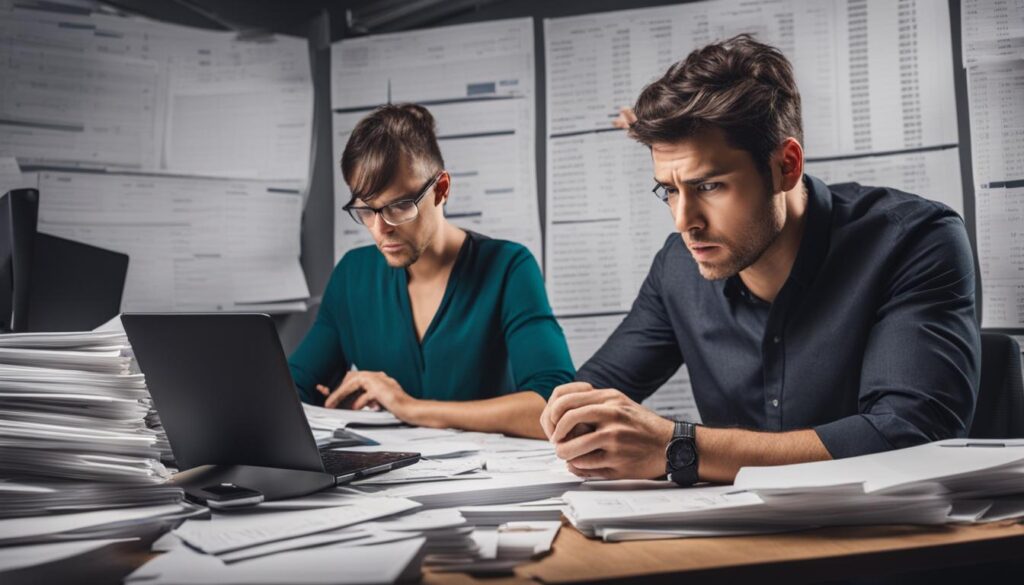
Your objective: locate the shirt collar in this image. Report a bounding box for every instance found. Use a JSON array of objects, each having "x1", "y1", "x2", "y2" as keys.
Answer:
[
  {"x1": 787, "y1": 173, "x2": 832, "y2": 289},
  {"x1": 719, "y1": 173, "x2": 832, "y2": 298}
]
